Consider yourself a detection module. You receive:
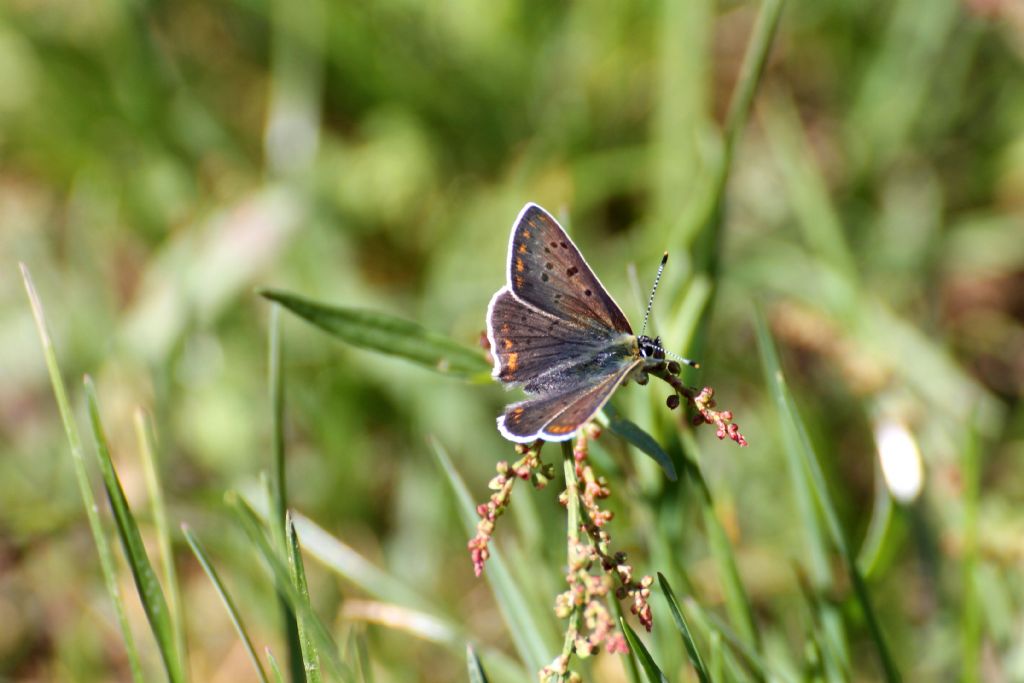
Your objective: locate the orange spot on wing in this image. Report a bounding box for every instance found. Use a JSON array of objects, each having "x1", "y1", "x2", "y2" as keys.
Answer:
[
  {"x1": 523, "y1": 230, "x2": 531, "y2": 238},
  {"x1": 514, "y1": 275, "x2": 524, "y2": 288},
  {"x1": 518, "y1": 243, "x2": 527, "y2": 253},
  {"x1": 516, "y1": 258, "x2": 524, "y2": 272},
  {"x1": 546, "y1": 424, "x2": 573, "y2": 434},
  {"x1": 503, "y1": 339, "x2": 513, "y2": 349},
  {"x1": 507, "y1": 352, "x2": 518, "y2": 372}
]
